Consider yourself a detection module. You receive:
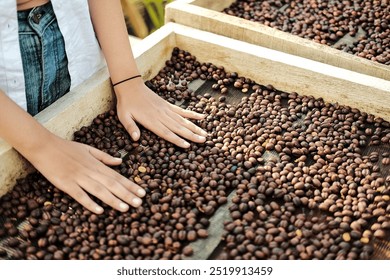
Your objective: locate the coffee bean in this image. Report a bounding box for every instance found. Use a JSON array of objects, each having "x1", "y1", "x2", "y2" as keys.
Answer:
[
  {"x1": 182, "y1": 245, "x2": 194, "y2": 256},
  {"x1": 53, "y1": 250, "x2": 65, "y2": 260},
  {"x1": 360, "y1": 237, "x2": 370, "y2": 244},
  {"x1": 373, "y1": 229, "x2": 385, "y2": 239},
  {"x1": 0, "y1": 248, "x2": 7, "y2": 258},
  {"x1": 116, "y1": 235, "x2": 130, "y2": 246},
  {"x1": 197, "y1": 229, "x2": 208, "y2": 238},
  {"x1": 27, "y1": 199, "x2": 39, "y2": 211},
  {"x1": 7, "y1": 237, "x2": 20, "y2": 248},
  {"x1": 138, "y1": 166, "x2": 147, "y2": 173}
]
